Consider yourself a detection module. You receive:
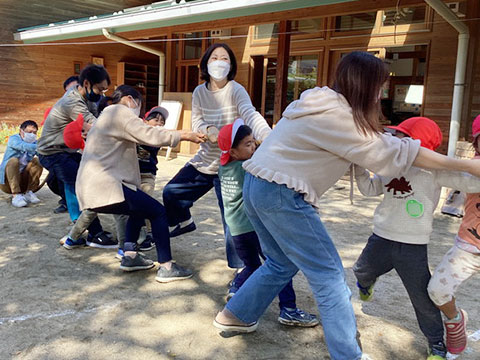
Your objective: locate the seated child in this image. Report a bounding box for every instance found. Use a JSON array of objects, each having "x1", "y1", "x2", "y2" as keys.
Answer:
[
  {"x1": 115, "y1": 106, "x2": 168, "y2": 258},
  {"x1": 217, "y1": 118, "x2": 318, "y2": 327},
  {"x1": 427, "y1": 114, "x2": 480, "y2": 355},
  {"x1": 353, "y1": 117, "x2": 480, "y2": 360}
]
